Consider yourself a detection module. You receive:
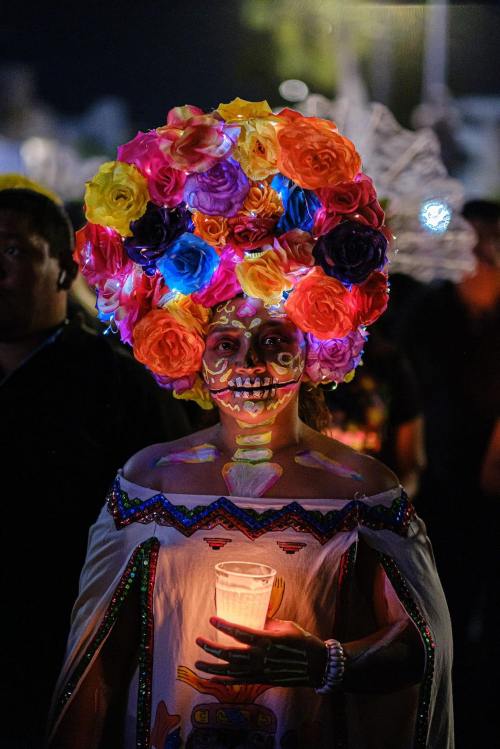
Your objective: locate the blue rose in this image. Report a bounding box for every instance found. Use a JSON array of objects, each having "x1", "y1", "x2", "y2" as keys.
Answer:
[
  {"x1": 271, "y1": 173, "x2": 320, "y2": 234},
  {"x1": 156, "y1": 233, "x2": 220, "y2": 295}
]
